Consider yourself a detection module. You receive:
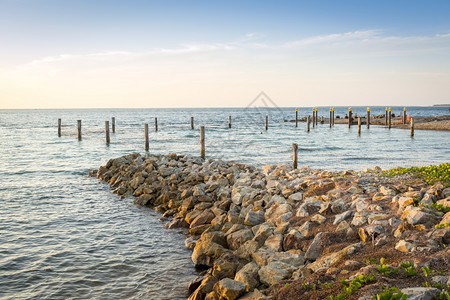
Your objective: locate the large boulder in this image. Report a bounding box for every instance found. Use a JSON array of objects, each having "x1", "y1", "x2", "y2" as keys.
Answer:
[
  {"x1": 258, "y1": 261, "x2": 295, "y2": 285},
  {"x1": 307, "y1": 243, "x2": 362, "y2": 273},
  {"x1": 400, "y1": 287, "x2": 440, "y2": 300},
  {"x1": 305, "y1": 232, "x2": 324, "y2": 261},
  {"x1": 190, "y1": 209, "x2": 216, "y2": 228},
  {"x1": 267, "y1": 251, "x2": 305, "y2": 268},
  {"x1": 188, "y1": 275, "x2": 219, "y2": 300},
  {"x1": 212, "y1": 253, "x2": 240, "y2": 280},
  {"x1": 227, "y1": 228, "x2": 254, "y2": 250},
  {"x1": 234, "y1": 262, "x2": 260, "y2": 292},
  {"x1": 264, "y1": 203, "x2": 292, "y2": 223},
  {"x1": 214, "y1": 278, "x2": 246, "y2": 300},
  {"x1": 192, "y1": 232, "x2": 229, "y2": 268},
  {"x1": 244, "y1": 210, "x2": 265, "y2": 226},
  {"x1": 402, "y1": 207, "x2": 440, "y2": 227}
]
